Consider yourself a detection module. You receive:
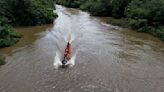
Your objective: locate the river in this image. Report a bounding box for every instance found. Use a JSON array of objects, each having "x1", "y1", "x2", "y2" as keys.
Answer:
[{"x1": 0, "y1": 5, "x2": 164, "y2": 92}]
